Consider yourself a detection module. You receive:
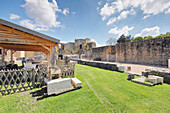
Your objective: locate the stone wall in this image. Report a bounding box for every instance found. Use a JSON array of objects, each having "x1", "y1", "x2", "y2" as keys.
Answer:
[
  {"x1": 115, "y1": 37, "x2": 170, "y2": 67},
  {"x1": 63, "y1": 42, "x2": 75, "y2": 54},
  {"x1": 92, "y1": 46, "x2": 116, "y2": 62},
  {"x1": 75, "y1": 59, "x2": 118, "y2": 71}
]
